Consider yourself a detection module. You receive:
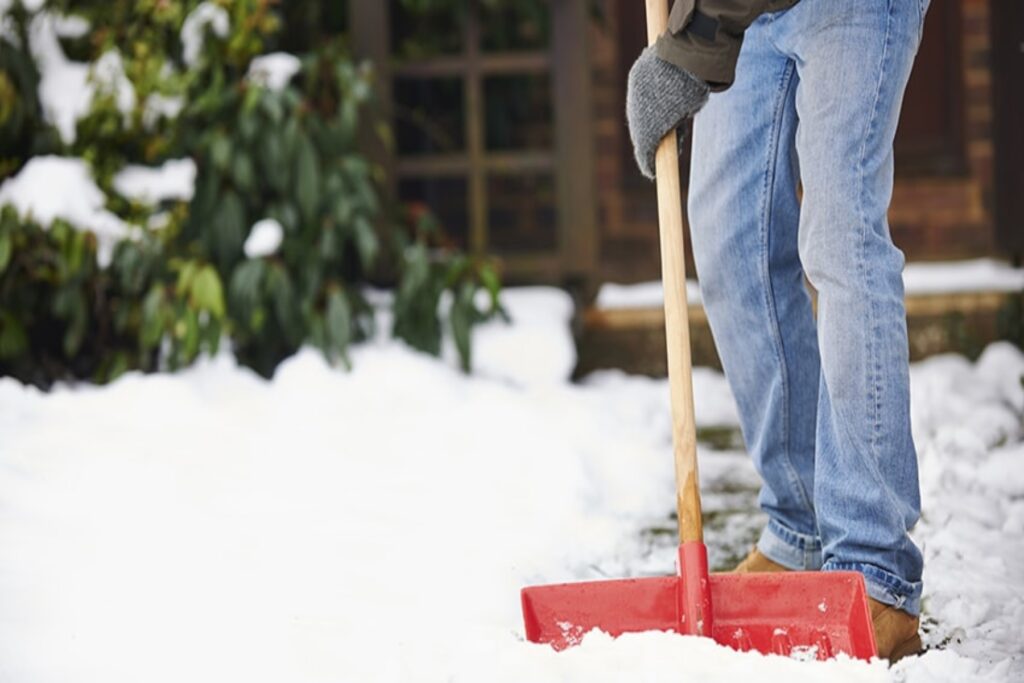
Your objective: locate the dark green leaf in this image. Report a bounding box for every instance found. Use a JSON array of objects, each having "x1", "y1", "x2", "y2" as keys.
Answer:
[
  {"x1": 232, "y1": 152, "x2": 254, "y2": 193},
  {"x1": 0, "y1": 311, "x2": 28, "y2": 359},
  {"x1": 353, "y1": 215, "x2": 379, "y2": 269},
  {"x1": 0, "y1": 232, "x2": 13, "y2": 274},
  {"x1": 294, "y1": 132, "x2": 319, "y2": 223},
  {"x1": 260, "y1": 132, "x2": 288, "y2": 192},
  {"x1": 181, "y1": 308, "x2": 200, "y2": 362},
  {"x1": 450, "y1": 282, "x2": 475, "y2": 372},
  {"x1": 325, "y1": 289, "x2": 352, "y2": 366},
  {"x1": 229, "y1": 259, "x2": 264, "y2": 322},
  {"x1": 212, "y1": 190, "x2": 246, "y2": 267},
  {"x1": 141, "y1": 286, "x2": 165, "y2": 349},
  {"x1": 210, "y1": 133, "x2": 232, "y2": 171}
]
